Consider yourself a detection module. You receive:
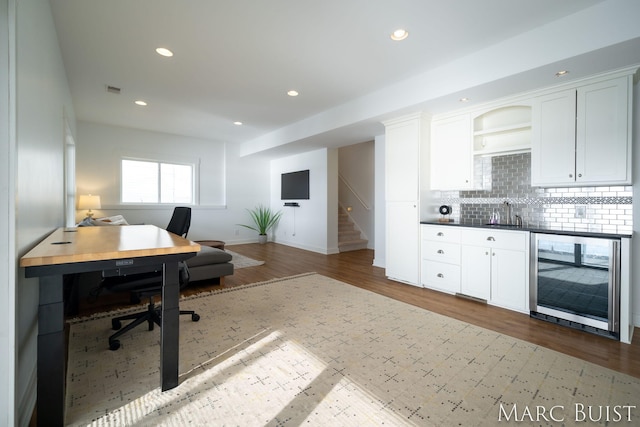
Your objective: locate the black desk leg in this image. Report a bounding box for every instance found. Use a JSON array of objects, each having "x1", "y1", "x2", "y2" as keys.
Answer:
[
  {"x1": 38, "y1": 275, "x2": 65, "y2": 426},
  {"x1": 160, "y1": 261, "x2": 180, "y2": 391}
]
